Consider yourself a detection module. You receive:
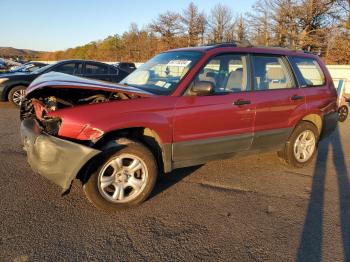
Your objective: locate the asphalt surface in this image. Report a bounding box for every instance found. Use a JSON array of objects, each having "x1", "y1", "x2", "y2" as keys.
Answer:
[{"x1": 0, "y1": 102, "x2": 349, "y2": 261}]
